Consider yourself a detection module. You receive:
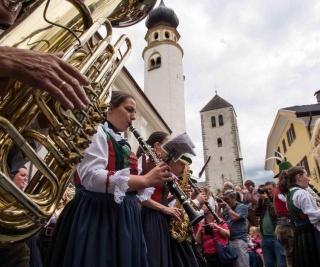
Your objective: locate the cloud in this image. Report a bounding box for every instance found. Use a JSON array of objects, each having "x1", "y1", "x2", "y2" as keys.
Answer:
[{"x1": 113, "y1": 0, "x2": 320, "y2": 185}]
